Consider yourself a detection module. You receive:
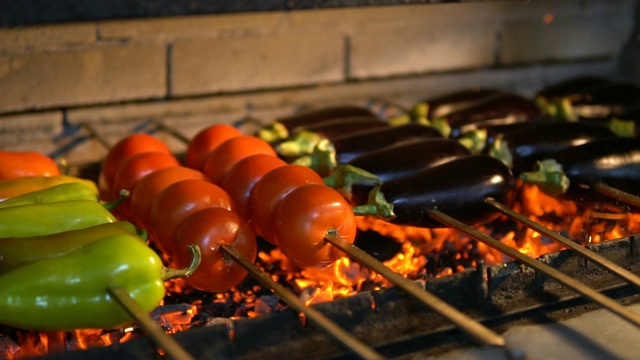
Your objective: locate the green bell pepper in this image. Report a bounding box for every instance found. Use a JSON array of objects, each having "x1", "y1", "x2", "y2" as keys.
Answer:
[
  {"x1": 0, "y1": 182, "x2": 127, "y2": 210},
  {"x1": 0, "y1": 200, "x2": 117, "y2": 238},
  {"x1": 0, "y1": 221, "x2": 147, "y2": 274},
  {"x1": 0, "y1": 234, "x2": 200, "y2": 331}
]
